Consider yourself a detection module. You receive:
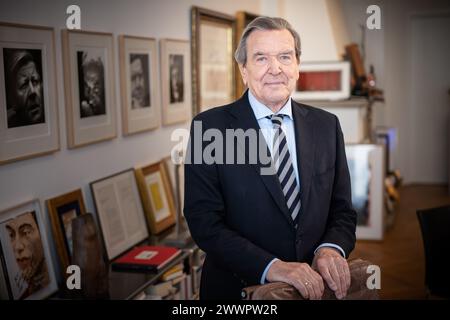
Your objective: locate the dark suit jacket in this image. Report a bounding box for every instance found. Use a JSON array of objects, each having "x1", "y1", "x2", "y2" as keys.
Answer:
[{"x1": 184, "y1": 91, "x2": 357, "y2": 299}]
